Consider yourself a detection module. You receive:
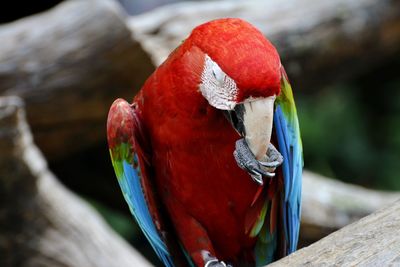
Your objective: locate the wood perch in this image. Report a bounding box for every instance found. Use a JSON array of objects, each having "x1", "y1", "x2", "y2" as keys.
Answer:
[
  {"x1": 300, "y1": 171, "x2": 400, "y2": 245},
  {"x1": 0, "y1": 96, "x2": 151, "y2": 267},
  {"x1": 270, "y1": 198, "x2": 400, "y2": 266}
]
